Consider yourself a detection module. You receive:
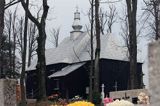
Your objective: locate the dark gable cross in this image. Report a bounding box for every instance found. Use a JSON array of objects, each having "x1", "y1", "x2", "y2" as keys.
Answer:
[
  {"x1": 123, "y1": 92, "x2": 130, "y2": 99},
  {"x1": 113, "y1": 81, "x2": 118, "y2": 91}
]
